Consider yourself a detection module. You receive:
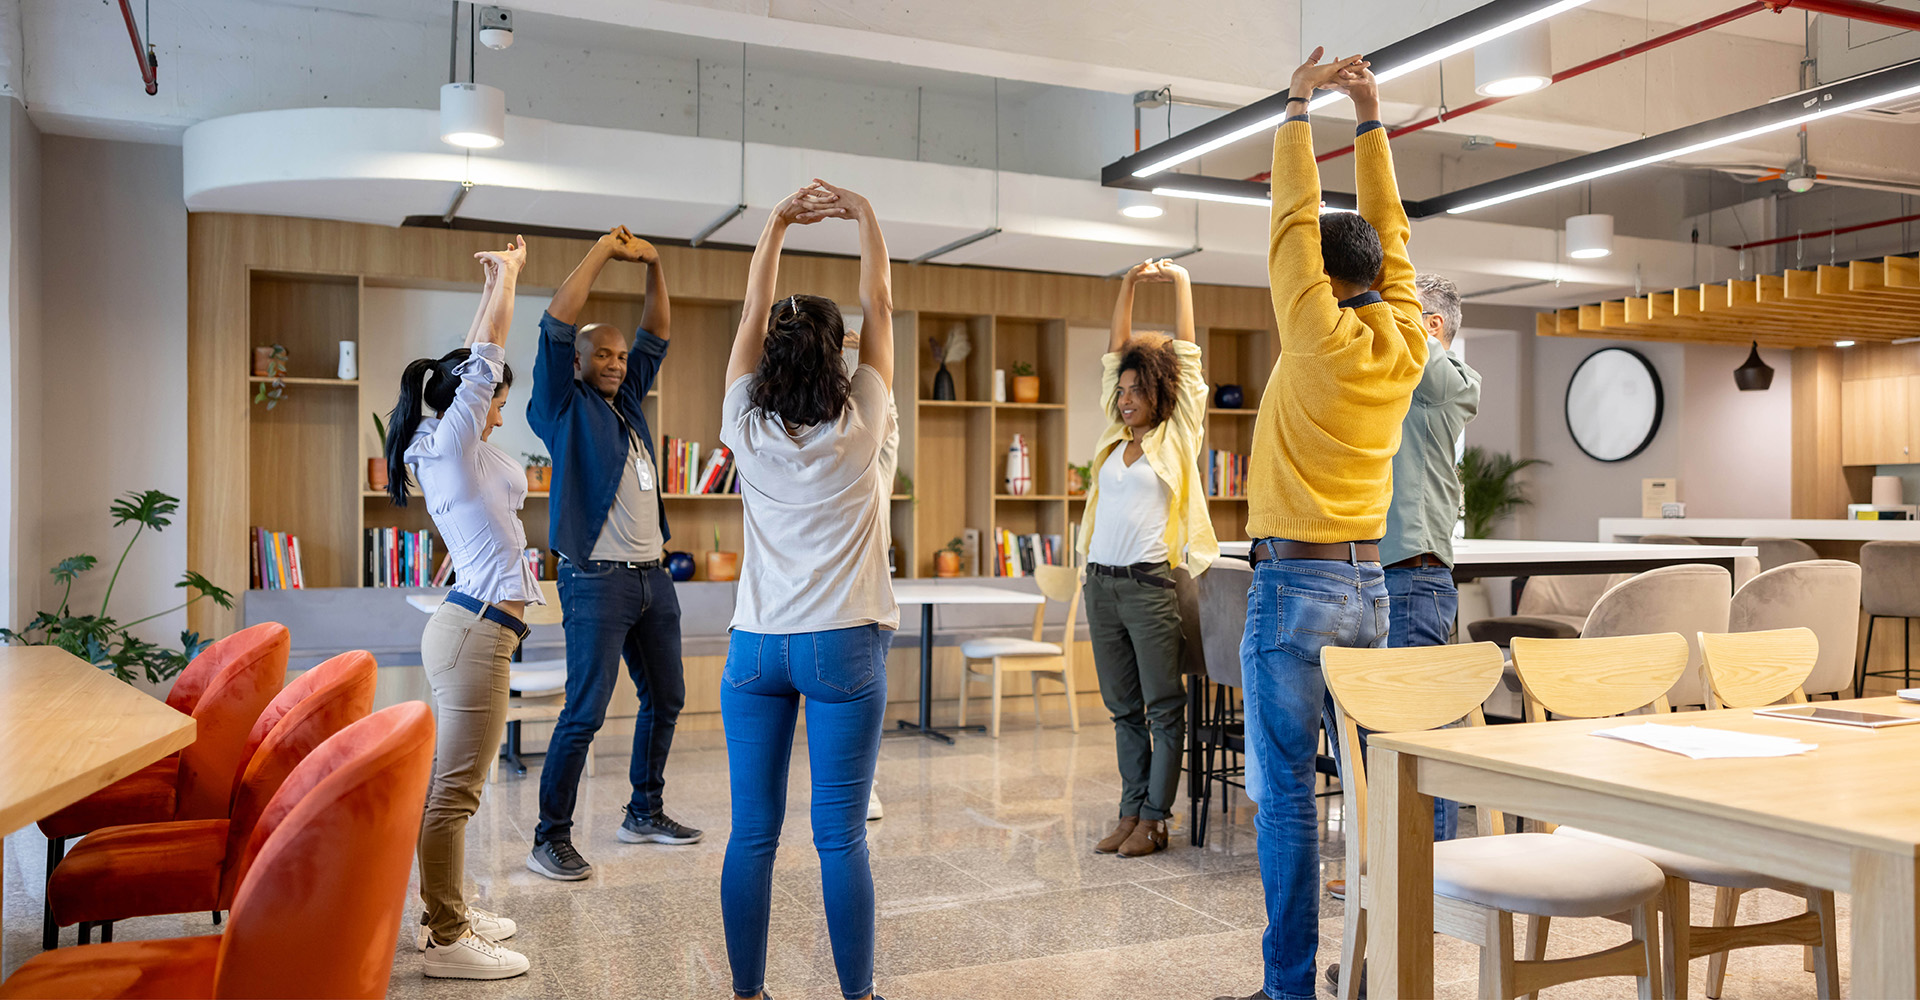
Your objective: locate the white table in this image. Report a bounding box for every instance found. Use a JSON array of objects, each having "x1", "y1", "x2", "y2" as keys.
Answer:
[
  {"x1": 1599, "y1": 516, "x2": 1920, "y2": 543},
  {"x1": 1216, "y1": 538, "x2": 1756, "y2": 581},
  {"x1": 891, "y1": 582, "x2": 1046, "y2": 744}
]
